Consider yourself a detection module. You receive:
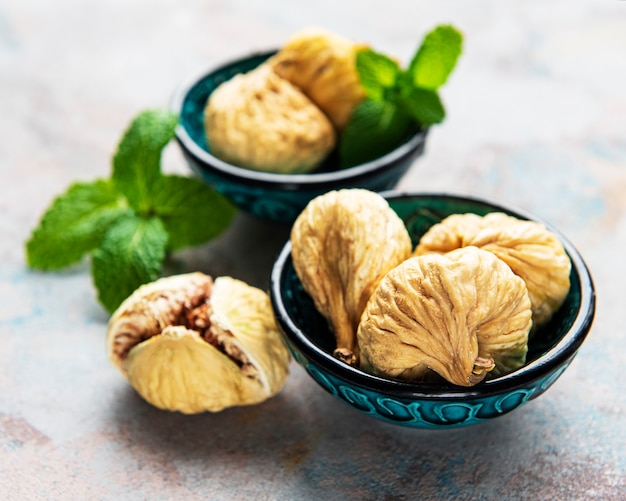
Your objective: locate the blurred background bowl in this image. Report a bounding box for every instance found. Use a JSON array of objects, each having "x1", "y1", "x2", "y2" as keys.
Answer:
[
  {"x1": 171, "y1": 51, "x2": 429, "y2": 224},
  {"x1": 270, "y1": 191, "x2": 596, "y2": 429}
]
